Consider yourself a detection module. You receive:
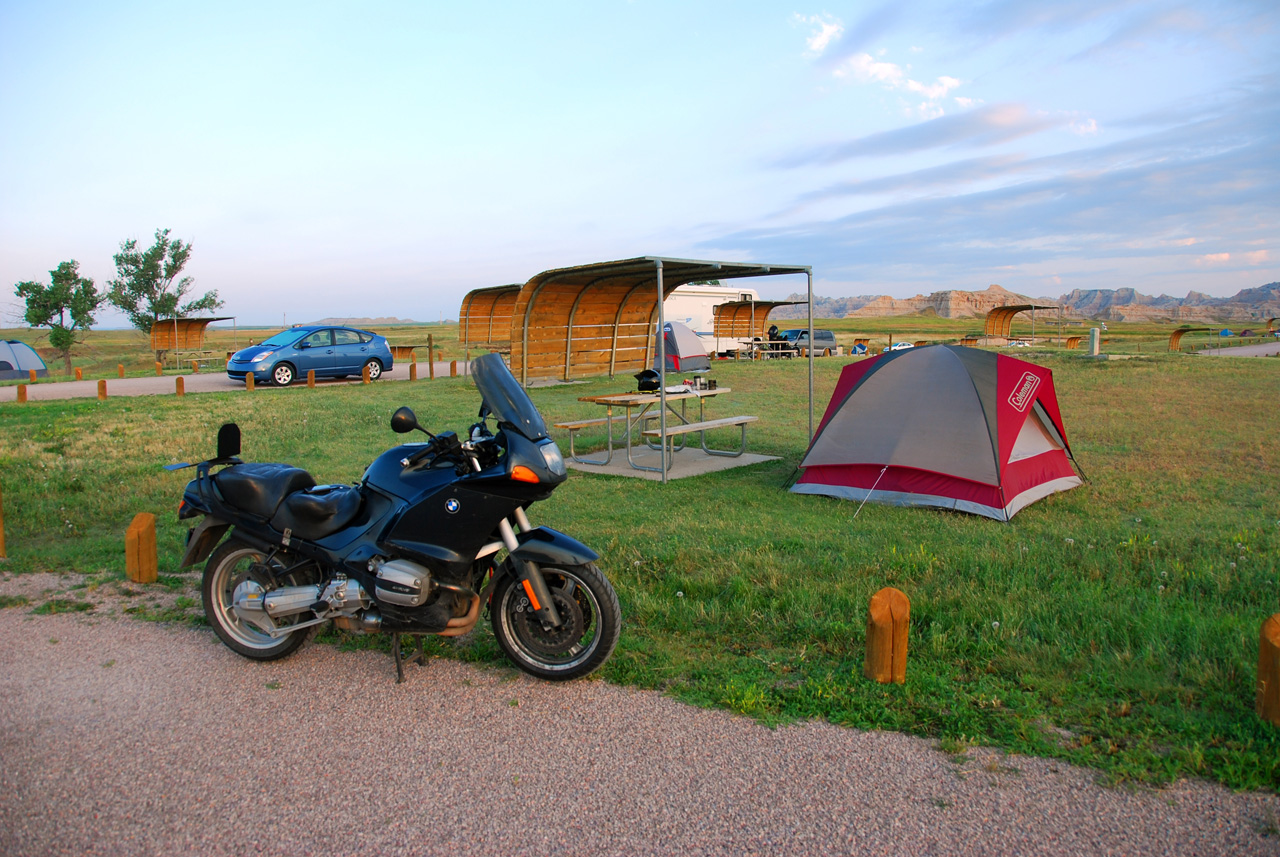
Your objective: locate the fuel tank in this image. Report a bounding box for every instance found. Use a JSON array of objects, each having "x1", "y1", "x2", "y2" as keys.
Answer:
[{"x1": 362, "y1": 444, "x2": 459, "y2": 502}]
